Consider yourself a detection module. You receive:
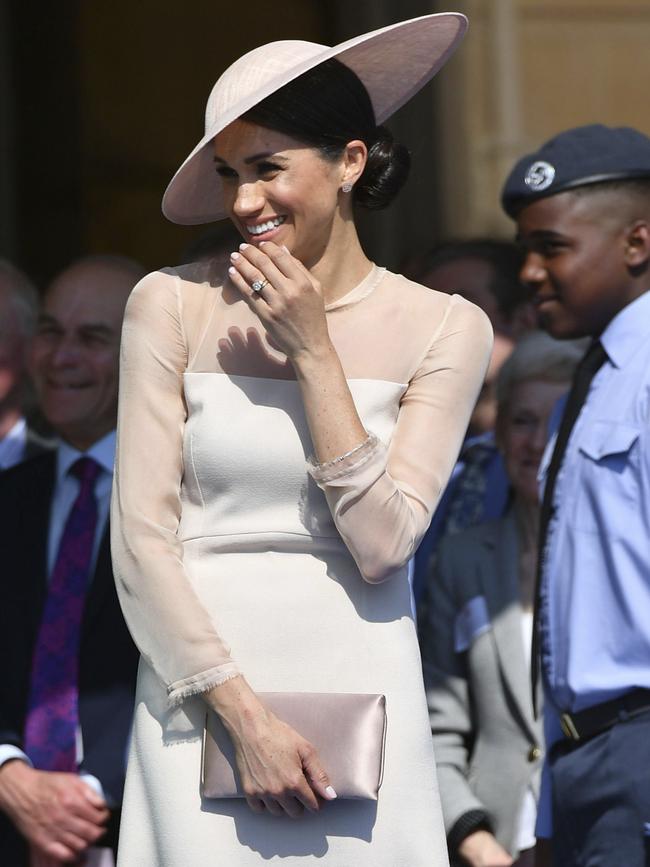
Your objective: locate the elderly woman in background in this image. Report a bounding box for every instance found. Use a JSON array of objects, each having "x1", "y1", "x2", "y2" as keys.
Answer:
[{"x1": 421, "y1": 332, "x2": 582, "y2": 867}]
